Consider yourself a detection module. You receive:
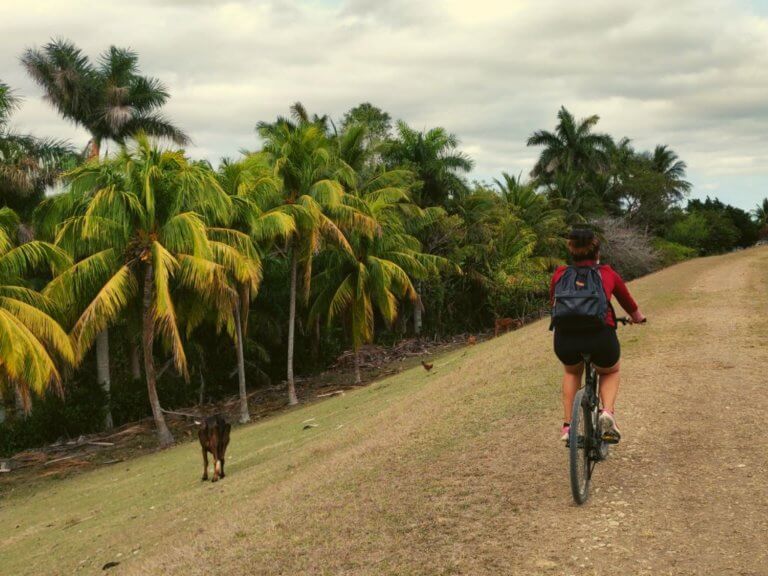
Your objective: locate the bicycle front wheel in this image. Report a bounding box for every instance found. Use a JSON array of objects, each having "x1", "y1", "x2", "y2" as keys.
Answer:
[{"x1": 569, "y1": 388, "x2": 592, "y2": 504}]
